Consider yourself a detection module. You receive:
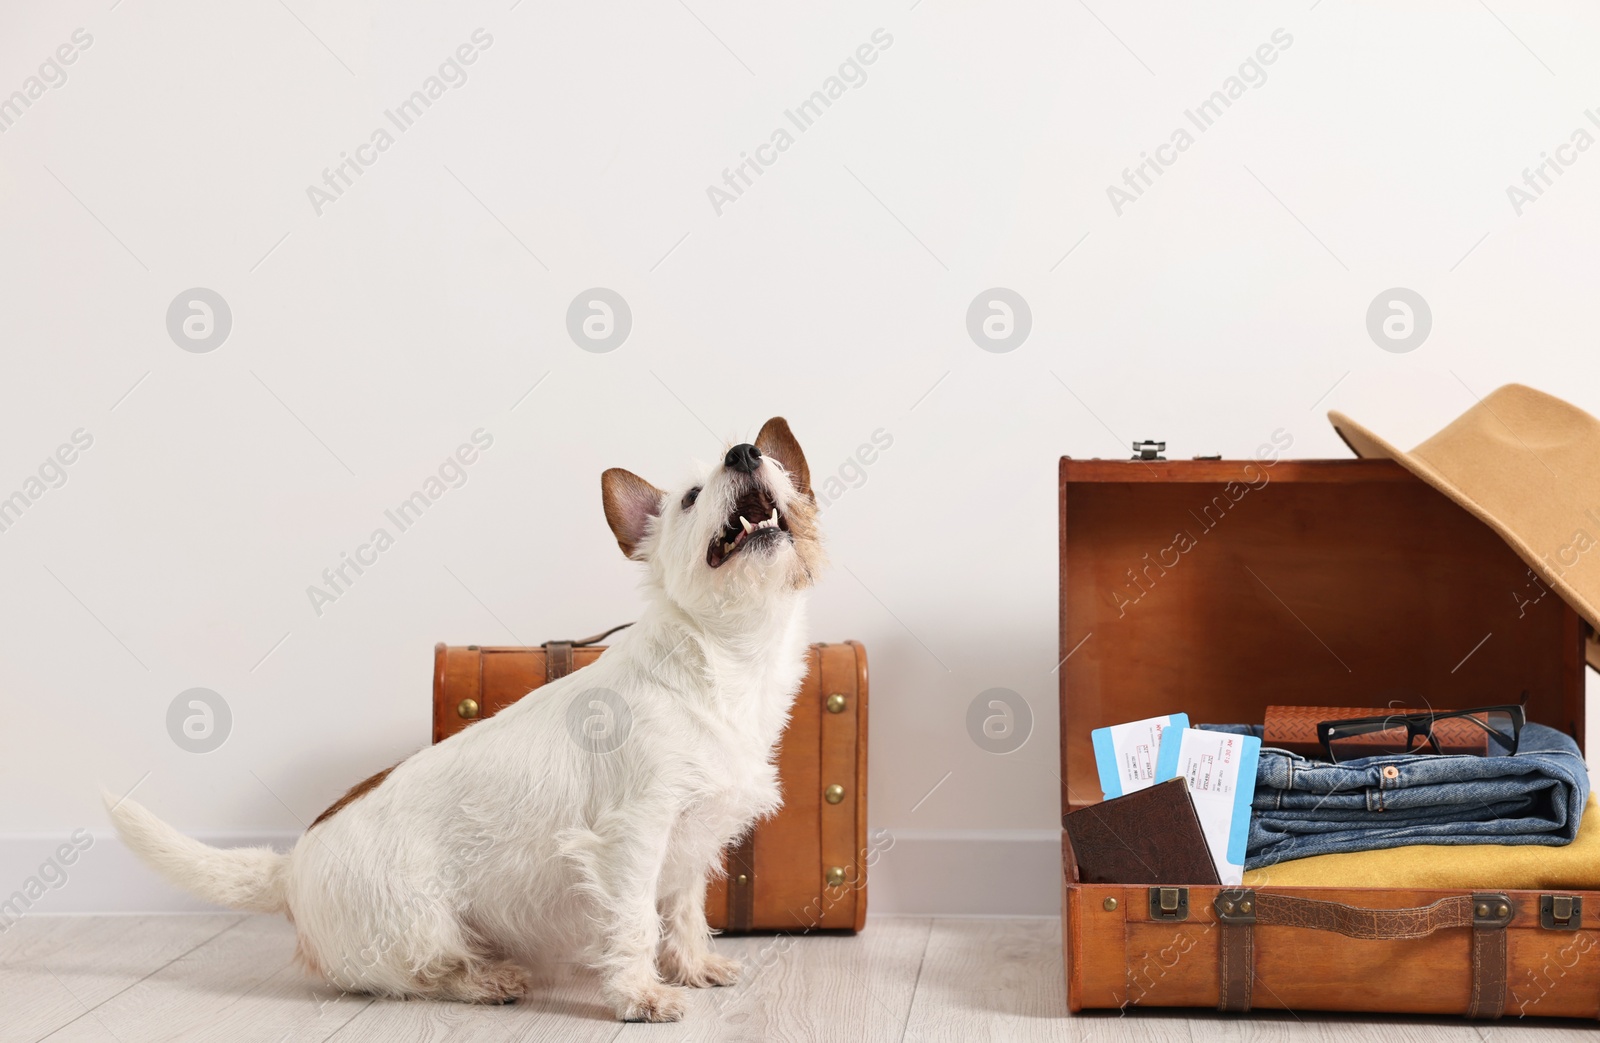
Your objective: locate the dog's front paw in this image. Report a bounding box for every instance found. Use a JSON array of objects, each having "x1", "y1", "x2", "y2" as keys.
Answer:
[
  {"x1": 610, "y1": 981, "x2": 687, "y2": 1022},
  {"x1": 664, "y1": 951, "x2": 741, "y2": 988}
]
